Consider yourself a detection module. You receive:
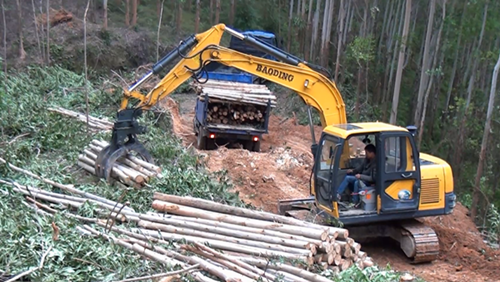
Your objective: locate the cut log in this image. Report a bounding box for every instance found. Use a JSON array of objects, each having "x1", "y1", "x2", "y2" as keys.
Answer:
[
  {"x1": 228, "y1": 256, "x2": 334, "y2": 282},
  {"x1": 151, "y1": 200, "x2": 332, "y2": 241},
  {"x1": 138, "y1": 214, "x2": 314, "y2": 249},
  {"x1": 151, "y1": 194, "x2": 349, "y2": 238},
  {"x1": 112, "y1": 225, "x2": 307, "y2": 260},
  {"x1": 137, "y1": 220, "x2": 312, "y2": 255},
  {"x1": 143, "y1": 212, "x2": 324, "y2": 245}
]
